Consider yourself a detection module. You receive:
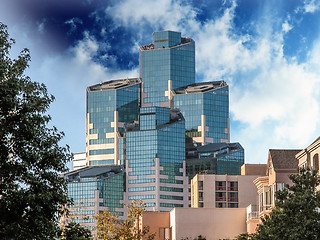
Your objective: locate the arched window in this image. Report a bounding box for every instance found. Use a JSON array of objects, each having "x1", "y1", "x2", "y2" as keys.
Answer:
[{"x1": 313, "y1": 154, "x2": 319, "y2": 171}]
